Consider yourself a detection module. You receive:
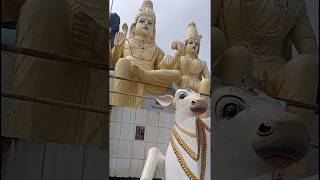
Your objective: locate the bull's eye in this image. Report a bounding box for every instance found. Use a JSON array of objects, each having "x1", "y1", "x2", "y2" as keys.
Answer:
[
  {"x1": 179, "y1": 93, "x2": 187, "y2": 99},
  {"x1": 215, "y1": 96, "x2": 246, "y2": 120},
  {"x1": 223, "y1": 103, "x2": 241, "y2": 118}
]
